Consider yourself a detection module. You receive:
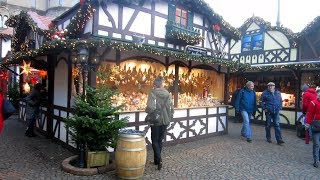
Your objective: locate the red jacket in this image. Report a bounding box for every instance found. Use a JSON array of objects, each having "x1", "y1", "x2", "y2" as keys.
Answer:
[
  {"x1": 306, "y1": 99, "x2": 320, "y2": 124},
  {"x1": 302, "y1": 88, "x2": 317, "y2": 113},
  {"x1": 0, "y1": 93, "x2": 3, "y2": 134}
]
